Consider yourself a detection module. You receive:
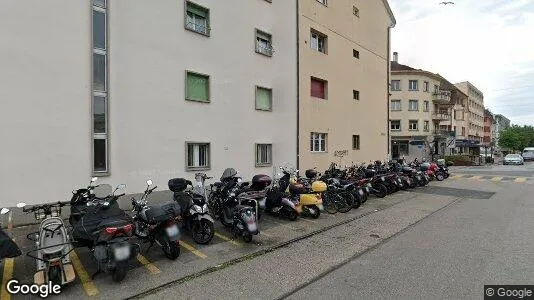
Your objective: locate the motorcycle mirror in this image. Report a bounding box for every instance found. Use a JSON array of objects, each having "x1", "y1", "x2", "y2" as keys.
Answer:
[
  {"x1": 91, "y1": 177, "x2": 98, "y2": 182},
  {"x1": 103, "y1": 202, "x2": 110, "y2": 207},
  {"x1": 0, "y1": 208, "x2": 9, "y2": 215},
  {"x1": 16, "y1": 202, "x2": 26, "y2": 208},
  {"x1": 146, "y1": 179, "x2": 153, "y2": 186}
]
